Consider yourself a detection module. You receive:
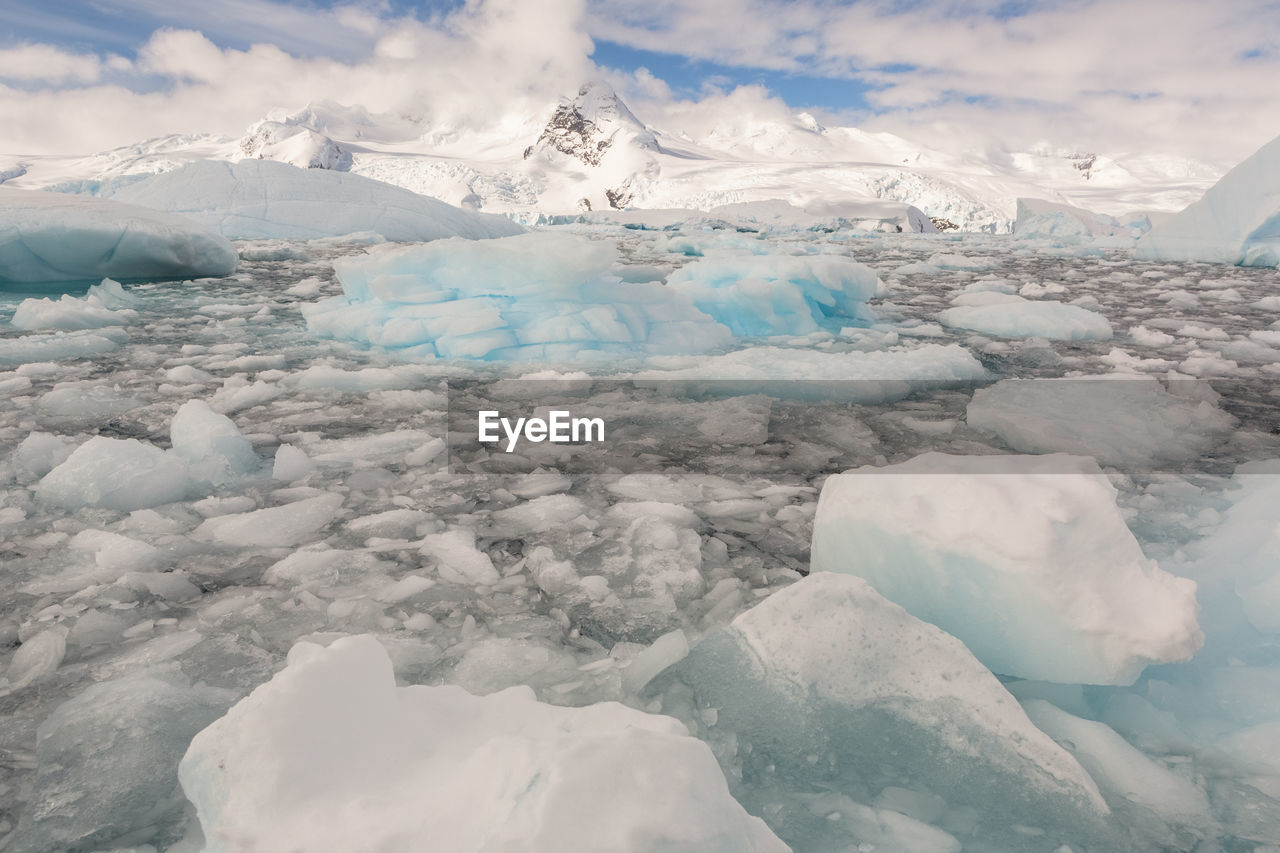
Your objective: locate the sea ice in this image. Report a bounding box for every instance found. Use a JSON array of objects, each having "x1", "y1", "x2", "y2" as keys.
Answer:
[
  {"x1": 106, "y1": 159, "x2": 525, "y2": 242},
  {"x1": 966, "y1": 378, "x2": 1235, "y2": 466},
  {"x1": 10, "y1": 279, "x2": 141, "y2": 331},
  {"x1": 6, "y1": 676, "x2": 231, "y2": 853},
  {"x1": 169, "y1": 400, "x2": 261, "y2": 486},
  {"x1": 0, "y1": 187, "x2": 236, "y2": 283},
  {"x1": 940, "y1": 295, "x2": 1113, "y2": 340},
  {"x1": 194, "y1": 493, "x2": 345, "y2": 547},
  {"x1": 809, "y1": 452, "x2": 1203, "y2": 684},
  {"x1": 664, "y1": 252, "x2": 883, "y2": 336},
  {"x1": 178, "y1": 635, "x2": 787, "y2": 853},
  {"x1": 36, "y1": 436, "x2": 191, "y2": 511},
  {"x1": 1136, "y1": 131, "x2": 1280, "y2": 267},
  {"x1": 304, "y1": 231, "x2": 735, "y2": 359},
  {"x1": 672, "y1": 573, "x2": 1110, "y2": 848}
]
